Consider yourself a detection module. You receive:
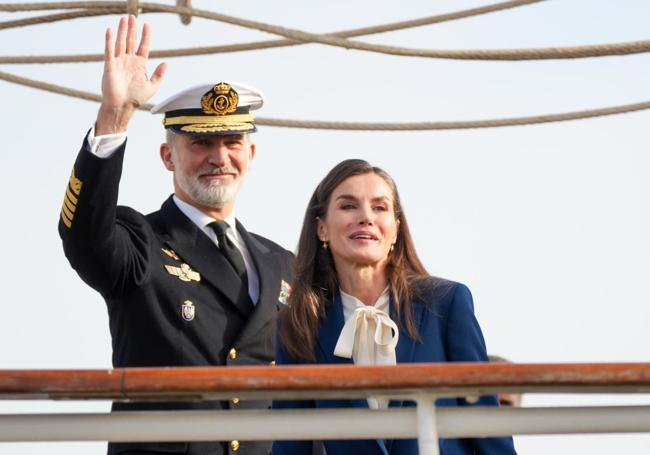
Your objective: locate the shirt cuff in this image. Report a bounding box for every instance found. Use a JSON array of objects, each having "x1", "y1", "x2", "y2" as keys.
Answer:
[{"x1": 87, "y1": 125, "x2": 127, "y2": 158}]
